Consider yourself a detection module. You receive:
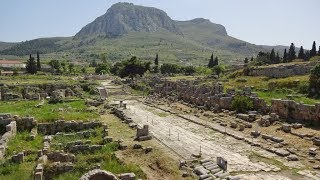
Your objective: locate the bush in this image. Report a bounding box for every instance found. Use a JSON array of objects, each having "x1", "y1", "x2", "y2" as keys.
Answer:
[{"x1": 231, "y1": 95, "x2": 253, "y2": 113}]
